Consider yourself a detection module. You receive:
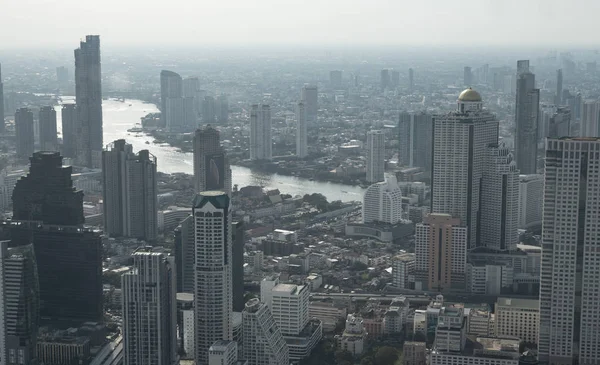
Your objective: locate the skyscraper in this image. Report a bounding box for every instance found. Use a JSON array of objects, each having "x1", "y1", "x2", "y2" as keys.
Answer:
[
  {"x1": 74, "y1": 35, "x2": 103, "y2": 167},
  {"x1": 174, "y1": 215, "x2": 194, "y2": 293},
  {"x1": 514, "y1": 61, "x2": 540, "y2": 174},
  {"x1": 296, "y1": 102, "x2": 307, "y2": 158},
  {"x1": 391, "y1": 70, "x2": 400, "y2": 87},
  {"x1": 380, "y1": 69, "x2": 390, "y2": 90},
  {"x1": 193, "y1": 191, "x2": 232, "y2": 364},
  {"x1": 408, "y1": 68, "x2": 414, "y2": 92},
  {"x1": 538, "y1": 138, "x2": 600, "y2": 365},
  {"x1": 15, "y1": 108, "x2": 35, "y2": 159},
  {"x1": 366, "y1": 130, "x2": 385, "y2": 183},
  {"x1": 122, "y1": 248, "x2": 177, "y2": 365},
  {"x1": 555, "y1": 69, "x2": 563, "y2": 106},
  {"x1": 167, "y1": 96, "x2": 184, "y2": 131},
  {"x1": 231, "y1": 221, "x2": 245, "y2": 312},
  {"x1": 12, "y1": 152, "x2": 84, "y2": 226},
  {"x1": 580, "y1": 100, "x2": 600, "y2": 137},
  {"x1": 39, "y1": 106, "x2": 58, "y2": 151},
  {"x1": 217, "y1": 94, "x2": 229, "y2": 124},
  {"x1": 0, "y1": 241, "x2": 39, "y2": 365},
  {"x1": 431, "y1": 88, "x2": 498, "y2": 249},
  {"x1": 0, "y1": 64, "x2": 4, "y2": 133},
  {"x1": 182, "y1": 77, "x2": 200, "y2": 99},
  {"x1": 202, "y1": 96, "x2": 216, "y2": 124},
  {"x1": 193, "y1": 125, "x2": 232, "y2": 194},
  {"x1": 61, "y1": 104, "x2": 77, "y2": 158},
  {"x1": 56, "y1": 66, "x2": 69, "y2": 91},
  {"x1": 464, "y1": 66, "x2": 473, "y2": 86},
  {"x1": 242, "y1": 298, "x2": 289, "y2": 365},
  {"x1": 102, "y1": 140, "x2": 157, "y2": 241},
  {"x1": 250, "y1": 104, "x2": 272, "y2": 161},
  {"x1": 548, "y1": 106, "x2": 571, "y2": 138},
  {"x1": 330, "y1": 70, "x2": 342, "y2": 89},
  {"x1": 415, "y1": 214, "x2": 467, "y2": 291},
  {"x1": 160, "y1": 70, "x2": 183, "y2": 128},
  {"x1": 362, "y1": 176, "x2": 403, "y2": 224},
  {"x1": 301, "y1": 85, "x2": 318, "y2": 123},
  {"x1": 398, "y1": 112, "x2": 433, "y2": 173}
]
